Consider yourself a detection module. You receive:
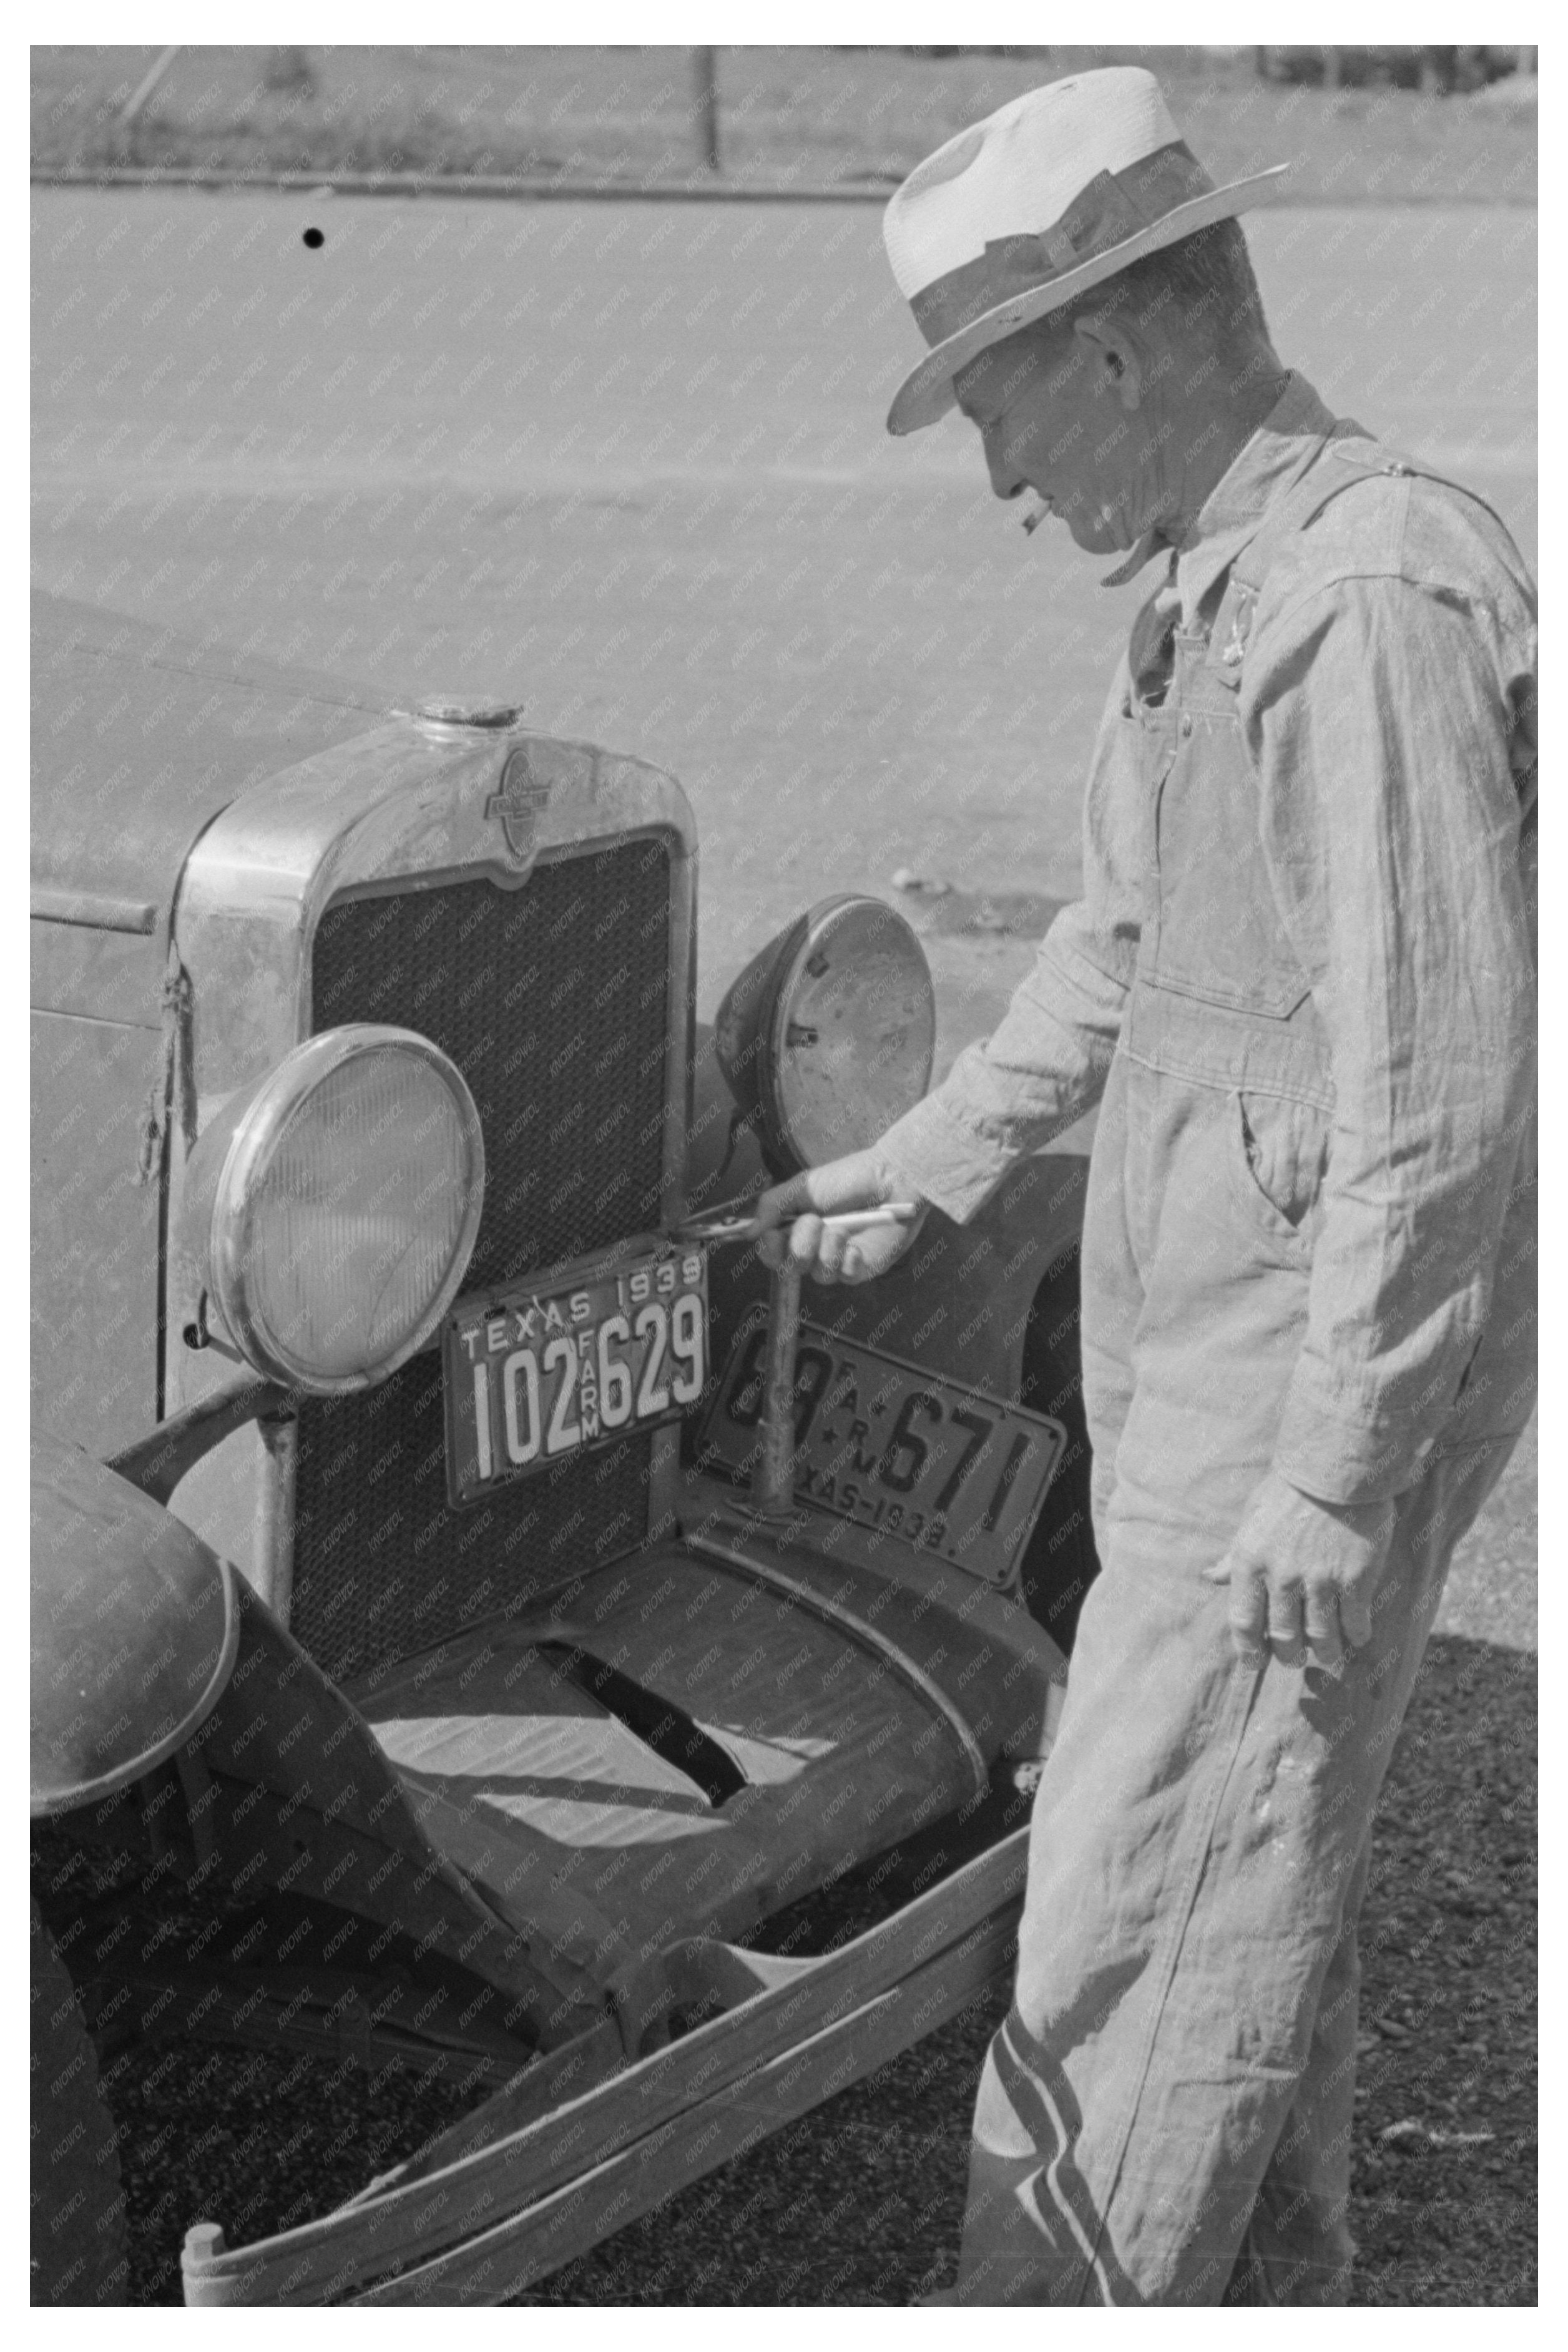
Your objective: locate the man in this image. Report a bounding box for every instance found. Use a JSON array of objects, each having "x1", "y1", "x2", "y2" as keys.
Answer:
[{"x1": 756, "y1": 67, "x2": 1536, "y2": 2305}]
